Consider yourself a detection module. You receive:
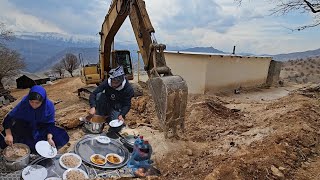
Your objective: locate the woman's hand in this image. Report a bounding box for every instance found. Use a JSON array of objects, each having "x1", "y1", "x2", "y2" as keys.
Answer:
[
  {"x1": 47, "y1": 134, "x2": 56, "y2": 148},
  {"x1": 5, "y1": 134, "x2": 13, "y2": 146},
  {"x1": 118, "y1": 115, "x2": 124, "y2": 122}
]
